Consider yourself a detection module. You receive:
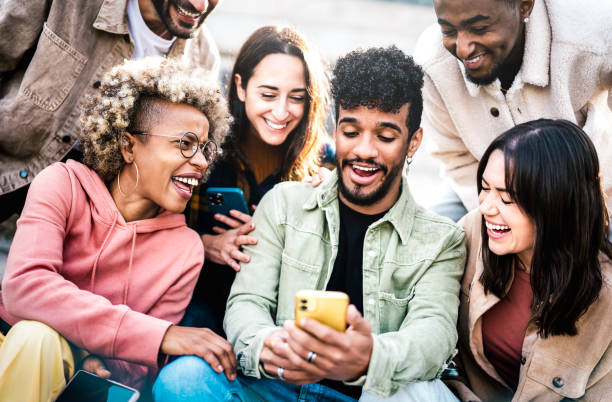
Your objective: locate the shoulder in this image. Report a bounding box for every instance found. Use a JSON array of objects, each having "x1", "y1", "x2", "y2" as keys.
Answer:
[
  {"x1": 412, "y1": 205, "x2": 466, "y2": 245},
  {"x1": 265, "y1": 181, "x2": 317, "y2": 204},
  {"x1": 413, "y1": 24, "x2": 455, "y2": 72},
  {"x1": 31, "y1": 161, "x2": 72, "y2": 186},
  {"x1": 256, "y1": 181, "x2": 322, "y2": 224},
  {"x1": 547, "y1": 0, "x2": 612, "y2": 52},
  {"x1": 26, "y1": 162, "x2": 77, "y2": 205},
  {"x1": 188, "y1": 24, "x2": 220, "y2": 72},
  {"x1": 459, "y1": 210, "x2": 482, "y2": 248}
]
